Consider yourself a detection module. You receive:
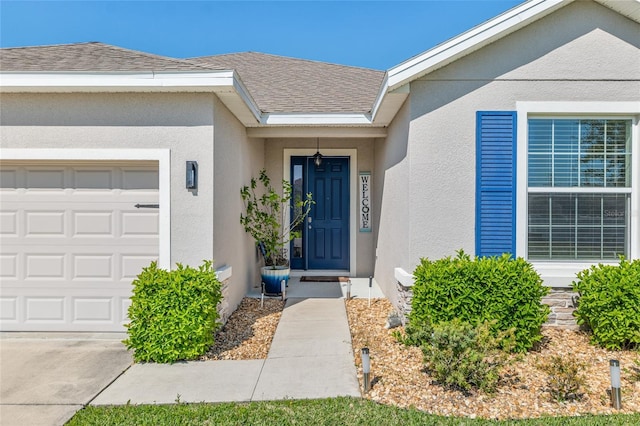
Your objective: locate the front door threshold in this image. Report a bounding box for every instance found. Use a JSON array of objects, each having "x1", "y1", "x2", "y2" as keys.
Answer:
[{"x1": 290, "y1": 270, "x2": 350, "y2": 277}]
